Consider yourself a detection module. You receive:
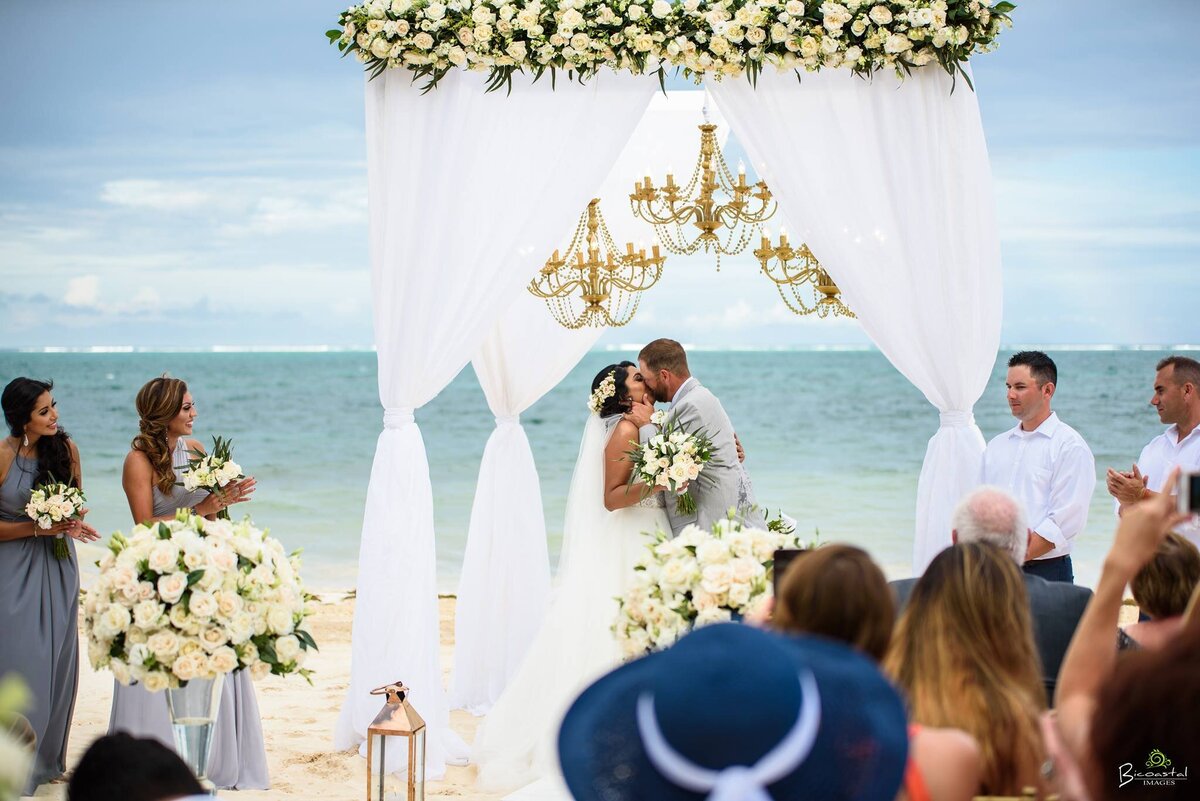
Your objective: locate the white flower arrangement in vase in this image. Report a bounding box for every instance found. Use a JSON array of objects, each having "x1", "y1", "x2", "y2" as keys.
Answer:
[
  {"x1": 82, "y1": 510, "x2": 317, "y2": 692},
  {"x1": 614, "y1": 512, "x2": 799, "y2": 659}
]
